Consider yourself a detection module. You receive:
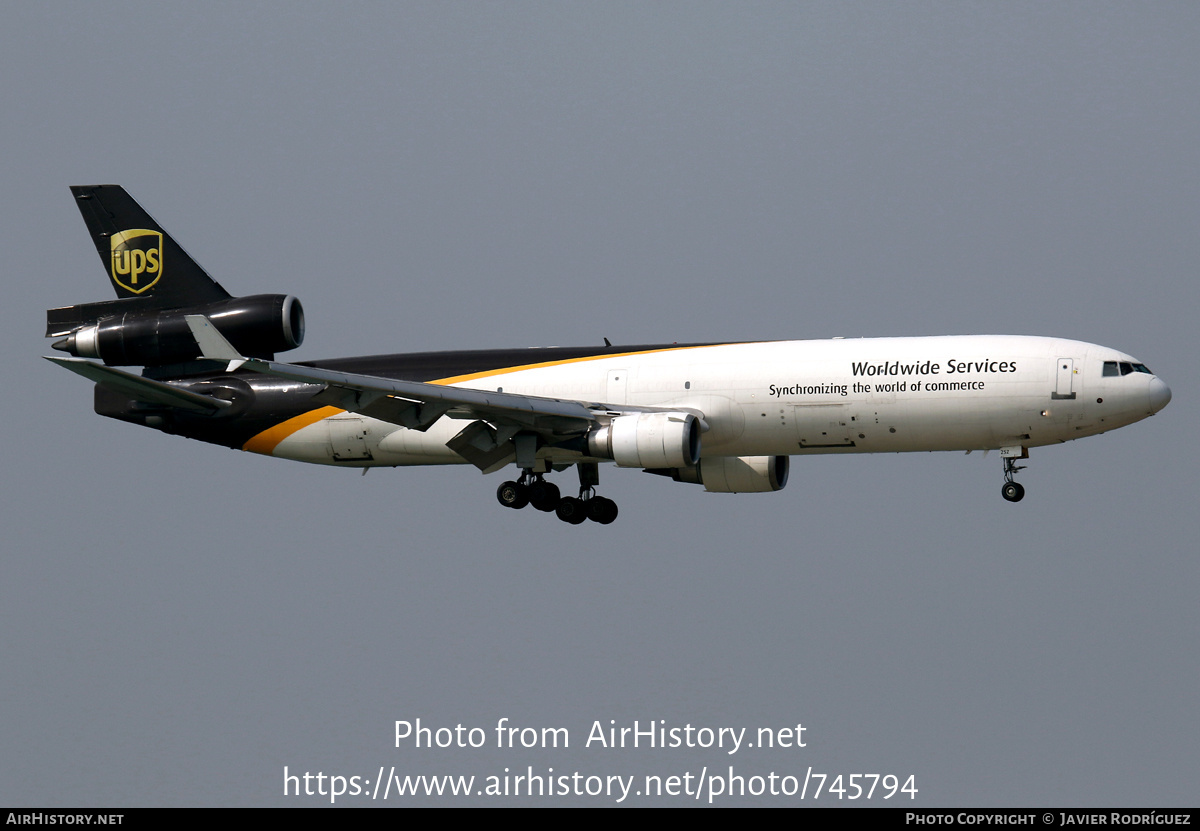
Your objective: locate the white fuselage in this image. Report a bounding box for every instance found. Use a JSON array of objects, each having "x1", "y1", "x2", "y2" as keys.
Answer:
[{"x1": 267, "y1": 335, "x2": 1170, "y2": 468}]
